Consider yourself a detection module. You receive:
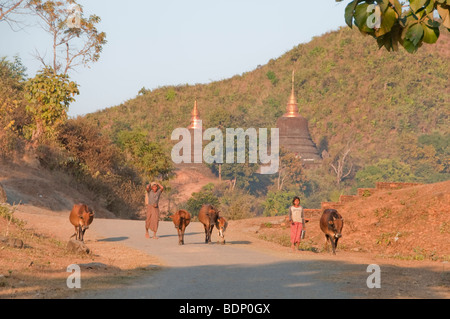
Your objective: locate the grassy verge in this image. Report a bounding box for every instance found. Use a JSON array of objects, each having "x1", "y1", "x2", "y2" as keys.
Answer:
[{"x1": 0, "y1": 204, "x2": 161, "y2": 299}]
